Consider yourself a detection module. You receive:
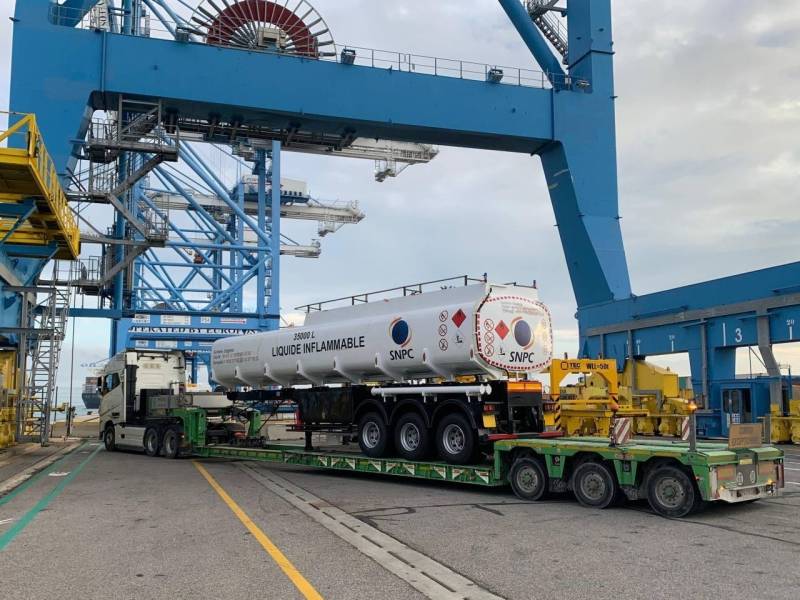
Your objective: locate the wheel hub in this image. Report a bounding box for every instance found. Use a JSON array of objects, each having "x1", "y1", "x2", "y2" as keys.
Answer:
[
  {"x1": 400, "y1": 423, "x2": 421, "y2": 452},
  {"x1": 655, "y1": 477, "x2": 685, "y2": 508},
  {"x1": 581, "y1": 472, "x2": 607, "y2": 500},
  {"x1": 362, "y1": 422, "x2": 380, "y2": 449},
  {"x1": 443, "y1": 424, "x2": 465, "y2": 454},
  {"x1": 517, "y1": 466, "x2": 539, "y2": 493}
]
